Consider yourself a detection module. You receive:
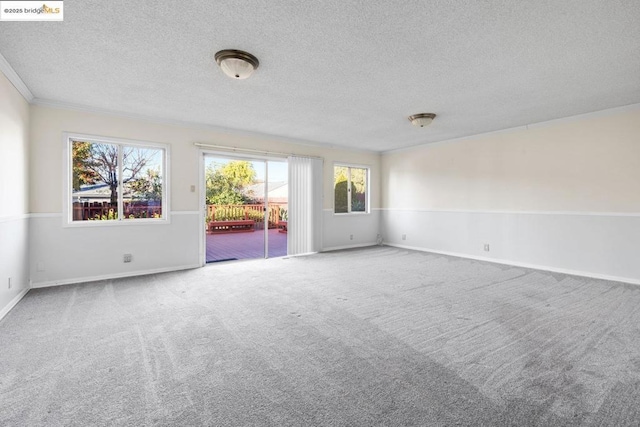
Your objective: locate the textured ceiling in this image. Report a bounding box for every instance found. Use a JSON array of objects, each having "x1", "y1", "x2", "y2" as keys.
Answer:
[{"x1": 1, "y1": 0, "x2": 639, "y2": 152}]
